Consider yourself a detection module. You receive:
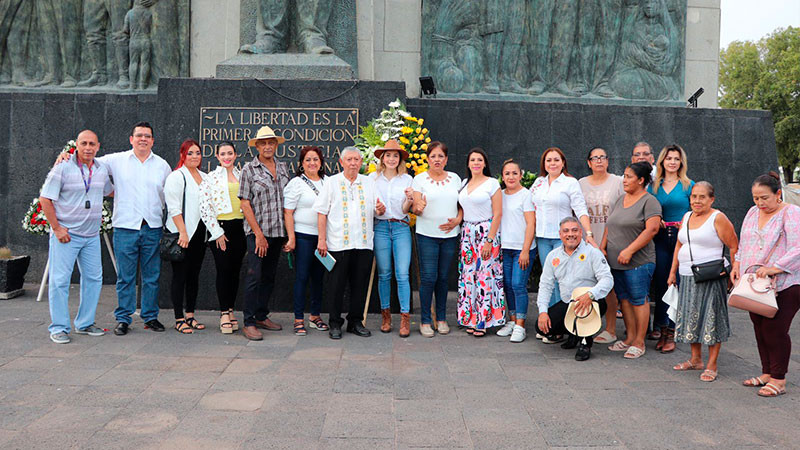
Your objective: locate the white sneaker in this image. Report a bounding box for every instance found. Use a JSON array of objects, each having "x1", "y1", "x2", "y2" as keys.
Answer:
[
  {"x1": 496, "y1": 322, "x2": 515, "y2": 337},
  {"x1": 542, "y1": 334, "x2": 565, "y2": 344},
  {"x1": 535, "y1": 333, "x2": 544, "y2": 340},
  {"x1": 510, "y1": 325, "x2": 526, "y2": 343}
]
